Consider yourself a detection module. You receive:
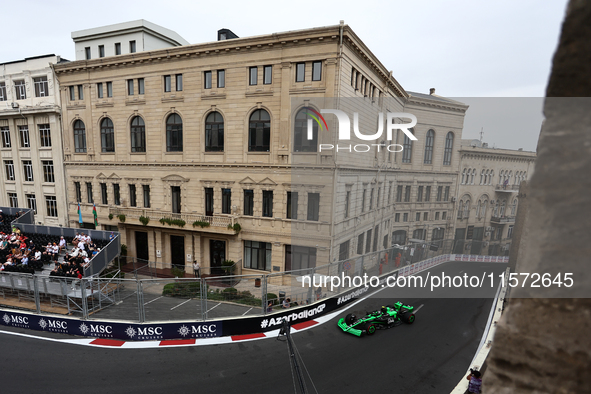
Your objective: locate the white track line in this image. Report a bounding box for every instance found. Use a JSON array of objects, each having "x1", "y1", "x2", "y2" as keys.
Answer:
[
  {"x1": 242, "y1": 307, "x2": 254, "y2": 316},
  {"x1": 206, "y1": 303, "x2": 221, "y2": 313},
  {"x1": 170, "y1": 298, "x2": 192, "y2": 310}
]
